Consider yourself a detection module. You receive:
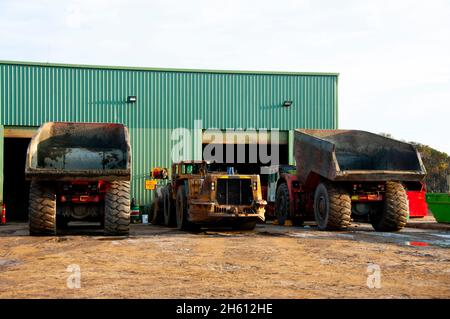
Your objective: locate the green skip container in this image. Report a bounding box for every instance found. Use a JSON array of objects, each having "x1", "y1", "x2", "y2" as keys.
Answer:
[{"x1": 426, "y1": 193, "x2": 450, "y2": 223}]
